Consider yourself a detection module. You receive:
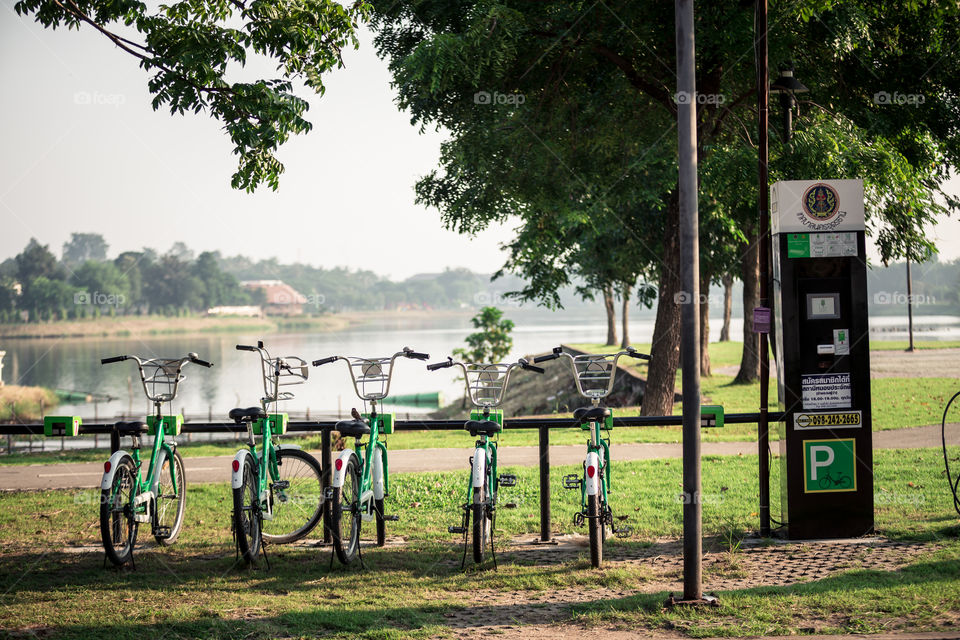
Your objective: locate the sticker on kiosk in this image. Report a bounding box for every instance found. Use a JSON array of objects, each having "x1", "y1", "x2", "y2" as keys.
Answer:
[
  {"x1": 801, "y1": 372, "x2": 852, "y2": 409},
  {"x1": 794, "y1": 410, "x2": 862, "y2": 430}
]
